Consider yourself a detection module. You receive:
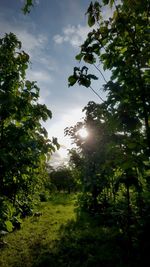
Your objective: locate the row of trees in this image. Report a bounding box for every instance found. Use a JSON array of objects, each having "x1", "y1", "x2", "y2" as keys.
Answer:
[
  {"x1": 39, "y1": 165, "x2": 78, "y2": 197},
  {"x1": 66, "y1": 0, "x2": 150, "y2": 257},
  {"x1": 0, "y1": 33, "x2": 59, "y2": 232}
]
